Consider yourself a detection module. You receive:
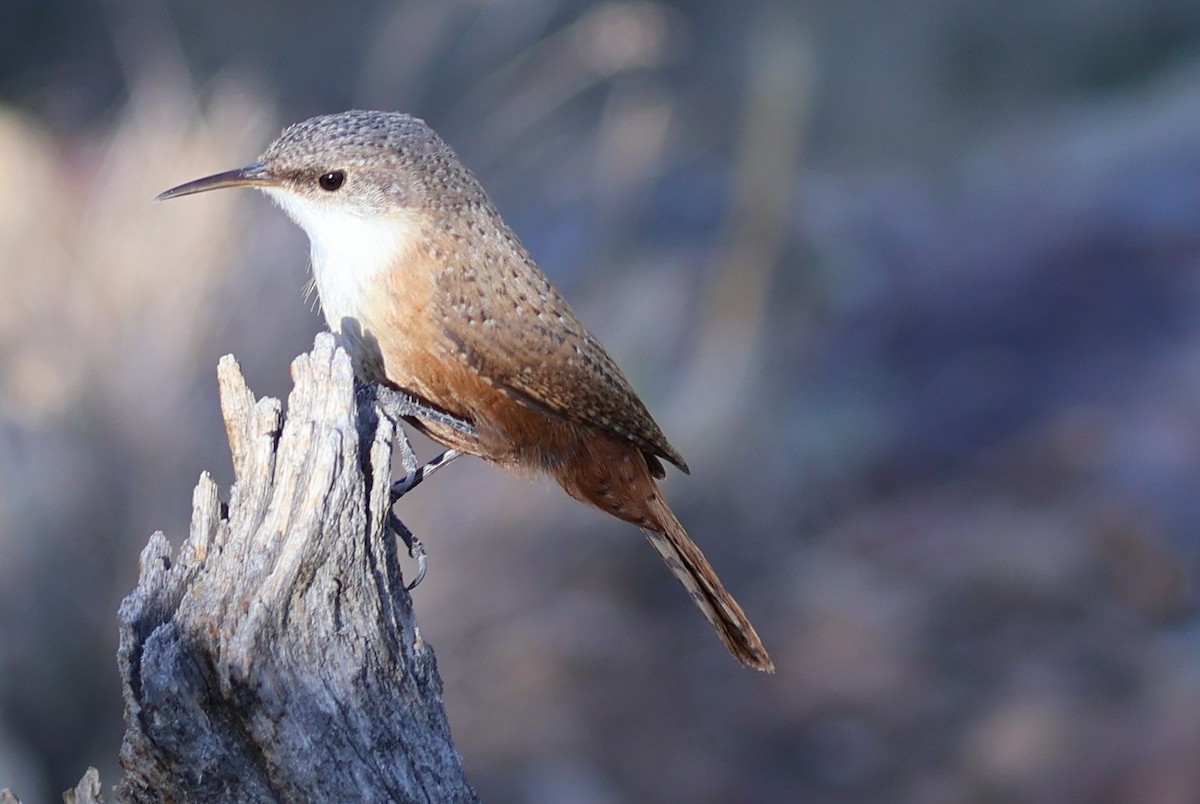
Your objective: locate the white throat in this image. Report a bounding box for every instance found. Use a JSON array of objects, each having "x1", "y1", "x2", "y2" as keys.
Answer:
[{"x1": 263, "y1": 188, "x2": 420, "y2": 332}]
